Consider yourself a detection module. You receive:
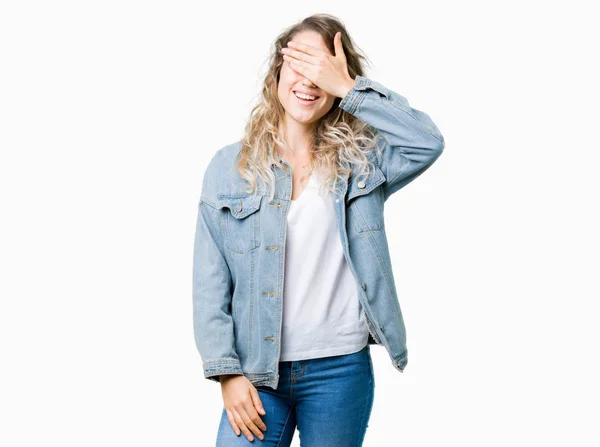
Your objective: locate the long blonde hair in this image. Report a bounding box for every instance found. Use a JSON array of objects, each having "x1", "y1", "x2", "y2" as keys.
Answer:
[{"x1": 236, "y1": 13, "x2": 382, "y2": 202}]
